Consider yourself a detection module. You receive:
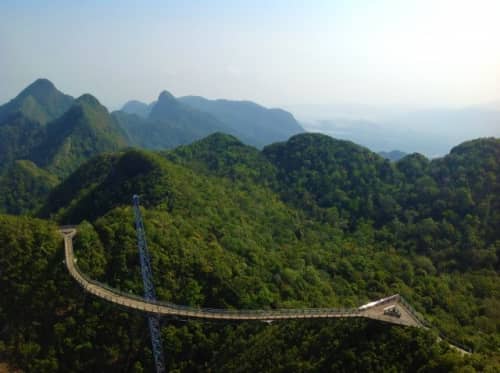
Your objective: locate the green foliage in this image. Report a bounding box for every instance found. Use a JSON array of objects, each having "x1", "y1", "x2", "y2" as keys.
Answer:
[
  {"x1": 0, "y1": 84, "x2": 130, "y2": 213},
  {"x1": 0, "y1": 79, "x2": 129, "y2": 189},
  {"x1": 0, "y1": 160, "x2": 58, "y2": 214},
  {"x1": 163, "y1": 133, "x2": 276, "y2": 184},
  {"x1": 1, "y1": 132, "x2": 500, "y2": 371},
  {"x1": 0, "y1": 114, "x2": 44, "y2": 172},
  {"x1": 262, "y1": 134, "x2": 500, "y2": 272},
  {"x1": 263, "y1": 133, "x2": 399, "y2": 227},
  {"x1": 0, "y1": 78, "x2": 73, "y2": 125},
  {"x1": 0, "y1": 212, "x2": 498, "y2": 371},
  {"x1": 0, "y1": 214, "x2": 157, "y2": 372},
  {"x1": 29, "y1": 94, "x2": 129, "y2": 177},
  {"x1": 210, "y1": 320, "x2": 466, "y2": 372}
]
